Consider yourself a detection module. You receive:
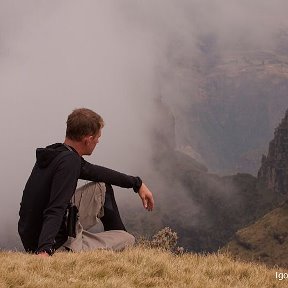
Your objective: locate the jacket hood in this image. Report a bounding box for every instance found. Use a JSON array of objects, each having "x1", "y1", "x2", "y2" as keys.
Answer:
[{"x1": 36, "y1": 143, "x2": 68, "y2": 168}]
